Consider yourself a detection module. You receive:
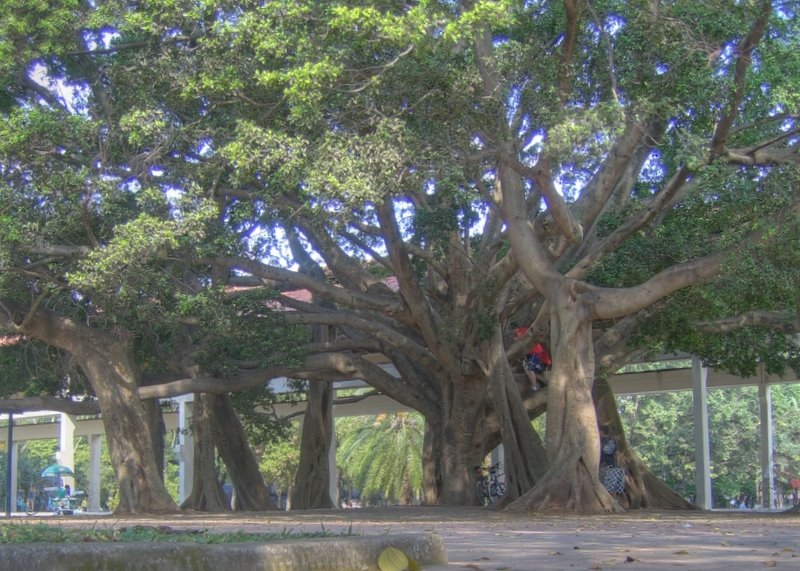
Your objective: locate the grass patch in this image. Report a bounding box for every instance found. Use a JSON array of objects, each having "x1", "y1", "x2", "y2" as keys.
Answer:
[{"x1": 0, "y1": 523, "x2": 351, "y2": 545}]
